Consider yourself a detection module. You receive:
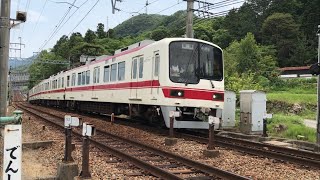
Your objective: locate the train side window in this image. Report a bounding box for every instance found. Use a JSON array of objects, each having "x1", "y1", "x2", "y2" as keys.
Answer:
[
  {"x1": 110, "y1": 64, "x2": 117, "y2": 81},
  {"x1": 97, "y1": 67, "x2": 100, "y2": 83},
  {"x1": 58, "y1": 78, "x2": 61, "y2": 88},
  {"x1": 139, "y1": 57, "x2": 143, "y2": 78},
  {"x1": 154, "y1": 54, "x2": 160, "y2": 76},
  {"x1": 93, "y1": 67, "x2": 100, "y2": 83},
  {"x1": 78, "y1": 73, "x2": 81, "y2": 85},
  {"x1": 67, "y1": 76, "x2": 70, "y2": 87},
  {"x1": 104, "y1": 65, "x2": 110, "y2": 82},
  {"x1": 132, "y1": 58, "x2": 137, "y2": 79},
  {"x1": 118, "y1": 61, "x2": 125, "y2": 81},
  {"x1": 72, "y1": 73, "x2": 76, "y2": 86},
  {"x1": 86, "y1": 70, "x2": 90, "y2": 84},
  {"x1": 62, "y1": 77, "x2": 64, "y2": 88},
  {"x1": 82, "y1": 72, "x2": 86, "y2": 85}
]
